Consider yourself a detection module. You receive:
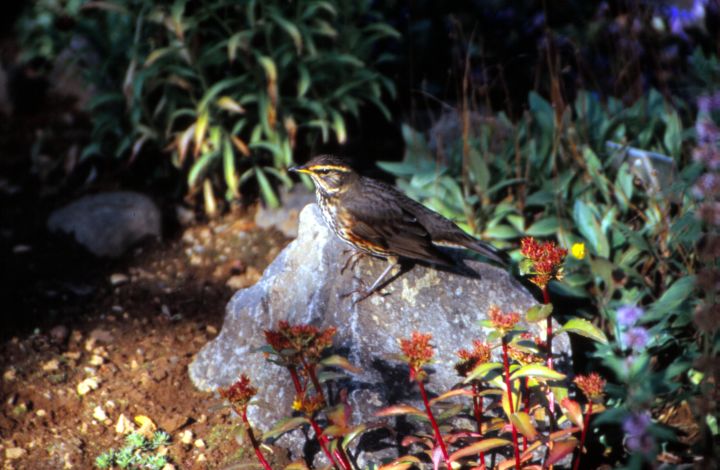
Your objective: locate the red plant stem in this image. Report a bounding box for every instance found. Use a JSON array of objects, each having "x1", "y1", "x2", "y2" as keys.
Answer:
[
  {"x1": 522, "y1": 377, "x2": 530, "y2": 451},
  {"x1": 241, "y1": 409, "x2": 272, "y2": 470},
  {"x1": 543, "y1": 286, "x2": 556, "y2": 425},
  {"x1": 302, "y1": 358, "x2": 326, "y2": 403},
  {"x1": 308, "y1": 416, "x2": 342, "y2": 470},
  {"x1": 471, "y1": 383, "x2": 486, "y2": 468},
  {"x1": 502, "y1": 338, "x2": 521, "y2": 469},
  {"x1": 287, "y1": 366, "x2": 304, "y2": 395},
  {"x1": 572, "y1": 401, "x2": 593, "y2": 470},
  {"x1": 416, "y1": 373, "x2": 450, "y2": 466}
]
